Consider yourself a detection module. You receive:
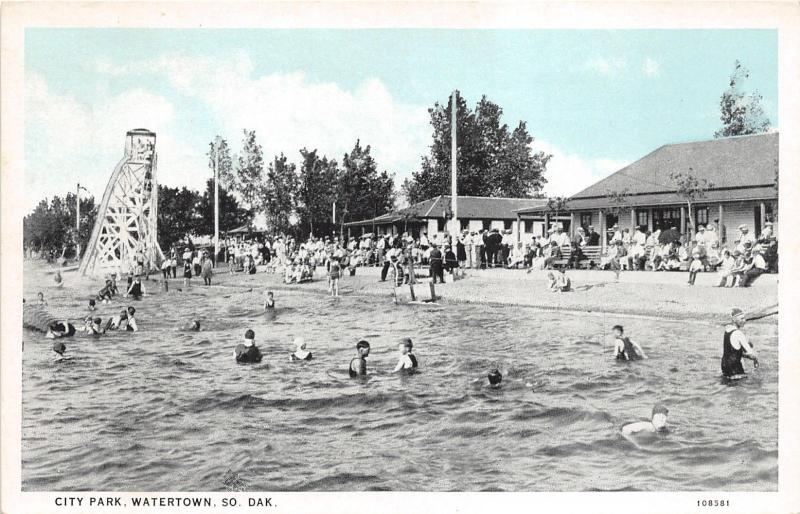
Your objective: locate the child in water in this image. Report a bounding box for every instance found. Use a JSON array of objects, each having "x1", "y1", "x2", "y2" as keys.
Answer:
[
  {"x1": 264, "y1": 291, "x2": 275, "y2": 310},
  {"x1": 392, "y1": 337, "x2": 419, "y2": 373},
  {"x1": 88, "y1": 298, "x2": 96, "y2": 311},
  {"x1": 289, "y1": 337, "x2": 313, "y2": 361},
  {"x1": 622, "y1": 404, "x2": 669, "y2": 436},
  {"x1": 37, "y1": 292, "x2": 47, "y2": 306},
  {"x1": 349, "y1": 340, "x2": 370, "y2": 377},
  {"x1": 53, "y1": 341, "x2": 67, "y2": 361},
  {"x1": 234, "y1": 329, "x2": 263, "y2": 363},
  {"x1": 54, "y1": 270, "x2": 63, "y2": 288},
  {"x1": 612, "y1": 325, "x2": 648, "y2": 360}
]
